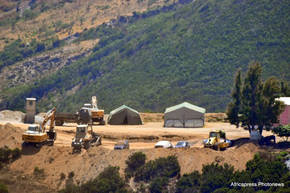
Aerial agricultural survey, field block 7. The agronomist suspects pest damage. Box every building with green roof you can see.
[164,102,206,128]
[107,105,142,125]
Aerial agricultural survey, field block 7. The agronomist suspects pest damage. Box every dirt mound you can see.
[205,113,227,122]
[0,110,25,123]
[0,123,23,148]
[140,113,164,122]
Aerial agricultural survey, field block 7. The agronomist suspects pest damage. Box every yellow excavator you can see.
[22,107,57,147]
[203,130,231,151]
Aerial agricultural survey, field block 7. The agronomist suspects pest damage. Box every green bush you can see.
[0,183,8,193]
[272,125,290,142]
[0,147,21,165]
[125,152,146,178]
[33,167,45,177]
[176,171,201,193]
[200,163,235,193]
[135,156,180,182]
[60,166,128,193]
[149,177,169,193]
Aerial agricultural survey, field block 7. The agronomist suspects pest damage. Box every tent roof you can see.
[165,102,206,114]
[276,97,290,105]
[109,105,139,115]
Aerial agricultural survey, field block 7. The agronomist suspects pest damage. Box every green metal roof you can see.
[109,105,139,115]
[165,102,206,114]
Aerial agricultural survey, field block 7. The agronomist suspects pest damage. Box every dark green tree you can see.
[280,80,290,96]
[176,171,201,193]
[228,62,286,135]
[261,77,285,130]
[240,62,264,134]
[125,152,146,179]
[227,69,242,128]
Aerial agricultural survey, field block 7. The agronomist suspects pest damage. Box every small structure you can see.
[25,98,36,123]
[276,97,290,125]
[164,102,206,128]
[107,105,142,125]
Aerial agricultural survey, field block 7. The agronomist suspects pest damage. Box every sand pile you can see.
[205,113,227,122]
[0,110,25,123]
[0,123,23,148]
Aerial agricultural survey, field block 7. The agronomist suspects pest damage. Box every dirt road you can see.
[2,121,275,149]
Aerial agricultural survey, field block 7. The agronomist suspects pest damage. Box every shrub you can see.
[33,167,45,177]
[176,171,201,193]
[200,163,234,193]
[149,177,169,193]
[135,156,180,182]
[68,171,75,179]
[60,173,66,180]
[0,147,21,164]
[0,183,8,193]
[272,125,290,142]
[245,153,288,185]
[61,166,128,193]
[11,148,21,161]
[125,152,146,178]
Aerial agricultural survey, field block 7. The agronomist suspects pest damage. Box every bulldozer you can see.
[71,124,102,153]
[203,130,231,151]
[22,107,57,147]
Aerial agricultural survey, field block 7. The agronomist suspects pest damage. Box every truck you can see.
[55,96,105,126]
[203,130,231,151]
[71,124,102,153]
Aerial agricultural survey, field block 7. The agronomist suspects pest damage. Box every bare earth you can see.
[0,119,288,191]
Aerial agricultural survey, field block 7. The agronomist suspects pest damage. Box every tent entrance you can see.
[123,115,128,124]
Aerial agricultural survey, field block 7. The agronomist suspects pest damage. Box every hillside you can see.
[0,0,174,50]
[0,0,289,113]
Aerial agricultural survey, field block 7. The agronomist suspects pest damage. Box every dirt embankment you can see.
[0,122,283,191]
[0,110,25,123]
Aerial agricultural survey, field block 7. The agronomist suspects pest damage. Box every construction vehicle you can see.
[22,108,57,147]
[203,130,231,151]
[71,124,102,153]
[81,96,105,125]
[55,96,105,126]
[55,112,79,126]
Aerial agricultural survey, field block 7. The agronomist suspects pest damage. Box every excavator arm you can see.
[41,107,56,133]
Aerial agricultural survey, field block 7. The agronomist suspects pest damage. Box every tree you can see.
[240,62,265,133]
[261,77,285,129]
[228,62,286,135]
[272,125,290,142]
[125,152,146,179]
[176,171,201,193]
[280,80,290,96]
[227,69,242,128]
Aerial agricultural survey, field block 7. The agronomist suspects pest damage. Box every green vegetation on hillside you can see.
[1,0,289,113]
[0,147,21,169]
[0,38,62,72]
[60,152,289,193]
